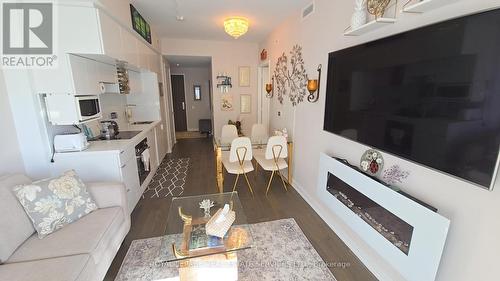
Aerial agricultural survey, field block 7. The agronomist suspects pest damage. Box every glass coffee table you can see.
[156,192,253,280]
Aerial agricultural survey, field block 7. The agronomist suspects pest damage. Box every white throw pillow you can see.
[12,170,98,238]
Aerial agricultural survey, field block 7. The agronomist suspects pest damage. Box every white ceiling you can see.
[130,0,312,42]
[166,55,211,67]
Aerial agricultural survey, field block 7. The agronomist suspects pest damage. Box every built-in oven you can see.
[135,138,150,185]
[76,95,101,122]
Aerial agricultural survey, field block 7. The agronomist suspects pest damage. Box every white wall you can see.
[260,1,500,280]
[0,70,25,176]
[161,38,259,137]
[170,66,212,131]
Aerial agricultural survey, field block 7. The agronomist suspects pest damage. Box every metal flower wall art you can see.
[273,45,308,106]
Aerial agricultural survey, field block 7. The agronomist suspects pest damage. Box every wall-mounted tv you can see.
[324,8,500,189]
[130,4,152,44]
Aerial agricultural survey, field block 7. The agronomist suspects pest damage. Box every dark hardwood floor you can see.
[104,138,377,281]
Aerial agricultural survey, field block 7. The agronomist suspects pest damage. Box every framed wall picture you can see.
[130,4,152,44]
[221,94,233,111]
[194,85,201,100]
[239,66,250,87]
[240,94,251,113]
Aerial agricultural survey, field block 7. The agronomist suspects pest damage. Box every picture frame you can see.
[240,94,251,113]
[239,66,250,87]
[194,85,201,100]
[221,94,233,111]
[130,4,152,44]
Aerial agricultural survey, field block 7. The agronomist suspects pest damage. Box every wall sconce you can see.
[266,76,274,98]
[307,64,322,103]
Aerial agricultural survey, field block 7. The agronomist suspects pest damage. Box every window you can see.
[194,85,201,100]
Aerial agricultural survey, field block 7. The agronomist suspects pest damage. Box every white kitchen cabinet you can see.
[128,70,142,94]
[97,62,117,84]
[98,10,124,62]
[69,55,116,95]
[121,30,139,67]
[69,55,100,95]
[155,123,168,161]
[137,40,149,70]
[52,147,141,214]
[119,149,141,212]
[147,129,159,171]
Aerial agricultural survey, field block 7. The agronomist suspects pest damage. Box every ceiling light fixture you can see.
[224,17,249,39]
[176,15,184,21]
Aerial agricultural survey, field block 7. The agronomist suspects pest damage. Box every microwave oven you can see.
[76,96,101,121]
[45,94,102,125]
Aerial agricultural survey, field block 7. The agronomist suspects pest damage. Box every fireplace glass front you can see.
[326,172,414,255]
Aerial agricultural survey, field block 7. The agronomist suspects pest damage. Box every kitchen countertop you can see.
[56,120,161,155]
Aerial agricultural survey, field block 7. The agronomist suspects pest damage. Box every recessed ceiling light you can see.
[176,15,184,21]
[176,63,180,67]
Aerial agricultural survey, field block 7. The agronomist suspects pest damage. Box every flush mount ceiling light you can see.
[224,17,249,39]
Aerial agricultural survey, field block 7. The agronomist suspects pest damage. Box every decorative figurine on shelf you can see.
[199,199,215,218]
[360,149,384,176]
[351,0,367,29]
[367,0,391,19]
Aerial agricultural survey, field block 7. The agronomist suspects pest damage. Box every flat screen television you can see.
[324,8,500,189]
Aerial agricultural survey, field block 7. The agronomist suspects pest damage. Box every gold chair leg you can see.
[277,170,288,192]
[232,174,240,193]
[242,172,254,196]
[266,171,275,196]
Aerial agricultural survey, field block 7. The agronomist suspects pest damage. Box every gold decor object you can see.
[367,0,391,18]
[307,64,322,103]
[224,17,249,39]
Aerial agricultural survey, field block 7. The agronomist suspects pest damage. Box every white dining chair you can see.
[221,124,238,145]
[222,137,255,195]
[250,124,268,144]
[254,136,288,195]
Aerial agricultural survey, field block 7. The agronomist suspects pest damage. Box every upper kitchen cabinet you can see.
[121,31,139,67]
[98,10,125,62]
[32,4,103,94]
[69,54,117,95]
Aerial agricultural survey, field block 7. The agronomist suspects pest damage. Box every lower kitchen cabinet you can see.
[119,148,141,211]
[52,147,142,214]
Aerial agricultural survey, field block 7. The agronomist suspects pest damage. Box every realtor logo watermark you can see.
[1,2,57,68]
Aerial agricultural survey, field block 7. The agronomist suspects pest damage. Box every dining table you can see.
[213,137,293,193]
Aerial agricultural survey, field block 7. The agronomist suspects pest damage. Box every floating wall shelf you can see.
[403,0,457,13]
[344,18,397,36]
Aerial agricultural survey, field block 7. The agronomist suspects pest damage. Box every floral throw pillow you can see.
[13,170,98,238]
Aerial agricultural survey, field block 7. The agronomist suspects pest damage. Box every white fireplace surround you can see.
[316,153,450,281]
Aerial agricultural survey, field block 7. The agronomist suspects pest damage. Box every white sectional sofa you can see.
[0,174,131,281]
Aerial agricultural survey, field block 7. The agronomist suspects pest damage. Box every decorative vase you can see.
[351,9,367,29]
[351,0,367,29]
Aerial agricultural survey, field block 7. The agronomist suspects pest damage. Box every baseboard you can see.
[187,128,199,132]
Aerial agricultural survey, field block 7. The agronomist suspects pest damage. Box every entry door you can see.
[171,74,187,131]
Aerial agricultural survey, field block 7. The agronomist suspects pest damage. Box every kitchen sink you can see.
[131,121,154,125]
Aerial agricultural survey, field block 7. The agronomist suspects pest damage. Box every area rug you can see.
[142,158,190,198]
[115,218,336,281]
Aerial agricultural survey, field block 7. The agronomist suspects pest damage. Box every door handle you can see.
[182,102,185,110]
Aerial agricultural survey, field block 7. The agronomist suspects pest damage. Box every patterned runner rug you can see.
[142,158,190,198]
[115,218,337,281]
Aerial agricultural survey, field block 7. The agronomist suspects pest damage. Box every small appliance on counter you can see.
[100,120,120,140]
[54,133,89,152]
